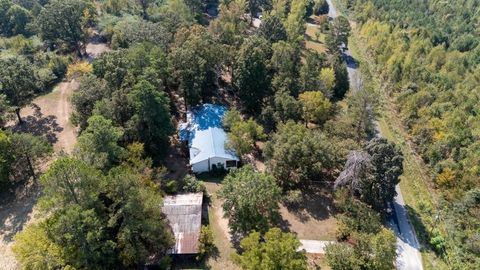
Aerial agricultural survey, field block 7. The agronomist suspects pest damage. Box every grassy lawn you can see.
[305,24,327,53]
[348,32,449,270]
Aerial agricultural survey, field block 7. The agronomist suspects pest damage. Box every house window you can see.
[226,160,237,168]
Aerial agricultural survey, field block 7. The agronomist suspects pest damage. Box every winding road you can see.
[325,1,424,269]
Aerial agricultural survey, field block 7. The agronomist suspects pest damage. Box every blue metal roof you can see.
[179,104,227,142]
[179,104,238,164]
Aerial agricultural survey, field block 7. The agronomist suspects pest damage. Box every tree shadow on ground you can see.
[276,215,293,233]
[404,205,435,253]
[286,183,338,223]
[0,179,40,242]
[10,103,63,144]
[163,138,189,181]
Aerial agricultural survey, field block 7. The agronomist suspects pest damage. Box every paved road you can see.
[299,240,336,254]
[387,187,424,270]
[325,1,424,269]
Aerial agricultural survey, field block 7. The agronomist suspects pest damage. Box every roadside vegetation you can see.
[1,0,475,269]
[337,0,480,268]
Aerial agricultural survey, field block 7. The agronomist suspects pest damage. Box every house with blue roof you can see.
[179,104,239,173]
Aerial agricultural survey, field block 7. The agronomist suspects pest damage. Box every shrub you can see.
[164,179,177,194]
[197,225,215,260]
[182,174,206,194]
[67,62,93,79]
[283,189,303,207]
[430,230,446,254]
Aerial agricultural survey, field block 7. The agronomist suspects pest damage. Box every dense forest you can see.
[338,0,479,268]
[0,0,476,269]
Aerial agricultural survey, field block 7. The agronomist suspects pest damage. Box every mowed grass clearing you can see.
[305,24,327,54]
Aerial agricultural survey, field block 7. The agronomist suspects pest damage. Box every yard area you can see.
[305,21,327,54]
[201,177,239,270]
[198,174,336,270]
[1,80,79,270]
[279,185,338,241]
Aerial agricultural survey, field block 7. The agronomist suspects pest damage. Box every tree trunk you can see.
[184,90,188,122]
[25,154,36,180]
[16,108,23,124]
[76,44,83,58]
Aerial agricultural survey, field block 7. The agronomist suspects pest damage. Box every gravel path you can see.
[299,240,336,254]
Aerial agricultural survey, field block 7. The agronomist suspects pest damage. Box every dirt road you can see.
[0,80,79,270]
[18,80,79,153]
[1,35,109,269]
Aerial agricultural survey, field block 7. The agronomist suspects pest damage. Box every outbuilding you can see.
[162,193,203,255]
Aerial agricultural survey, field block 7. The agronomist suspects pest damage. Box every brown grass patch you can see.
[202,180,239,270]
[278,186,338,241]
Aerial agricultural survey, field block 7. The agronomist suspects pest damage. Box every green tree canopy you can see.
[0,94,12,128]
[10,132,52,180]
[223,108,242,131]
[326,228,397,270]
[126,80,174,160]
[219,165,281,234]
[75,114,126,170]
[15,157,174,269]
[332,16,351,47]
[270,41,301,94]
[285,0,308,42]
[0,56,36,123]
[71,74,110,130]
[234,36,272,113]
[226,117,266,158]
[272,90,302,124]
[0,0,33,36]
[258,14,287,43]
[12,223,66,269]
[0,130,13,186]
[298,90,332,125]
[335,138,404,211]
[169,25,219,107]
[300,50,326,92]
[264,121,337,189]
[36,0,93,56]
[363,138,404,210]
[233,228,308,270]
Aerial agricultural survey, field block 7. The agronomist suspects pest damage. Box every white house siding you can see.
[191,159,209,173]
[191,157,237,173]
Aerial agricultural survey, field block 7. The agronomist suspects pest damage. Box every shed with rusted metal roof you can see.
[162,193,203,254]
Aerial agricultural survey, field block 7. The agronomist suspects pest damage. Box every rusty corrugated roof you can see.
[162,193,203,254]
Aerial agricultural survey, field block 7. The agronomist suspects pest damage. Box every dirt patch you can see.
[86,29,111,62]
[0,181,40,270]
[202,181,239,270]
[17,80,79,154]
[1,79,79,269]
[278,186,338,241]
[307,254,331,270]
